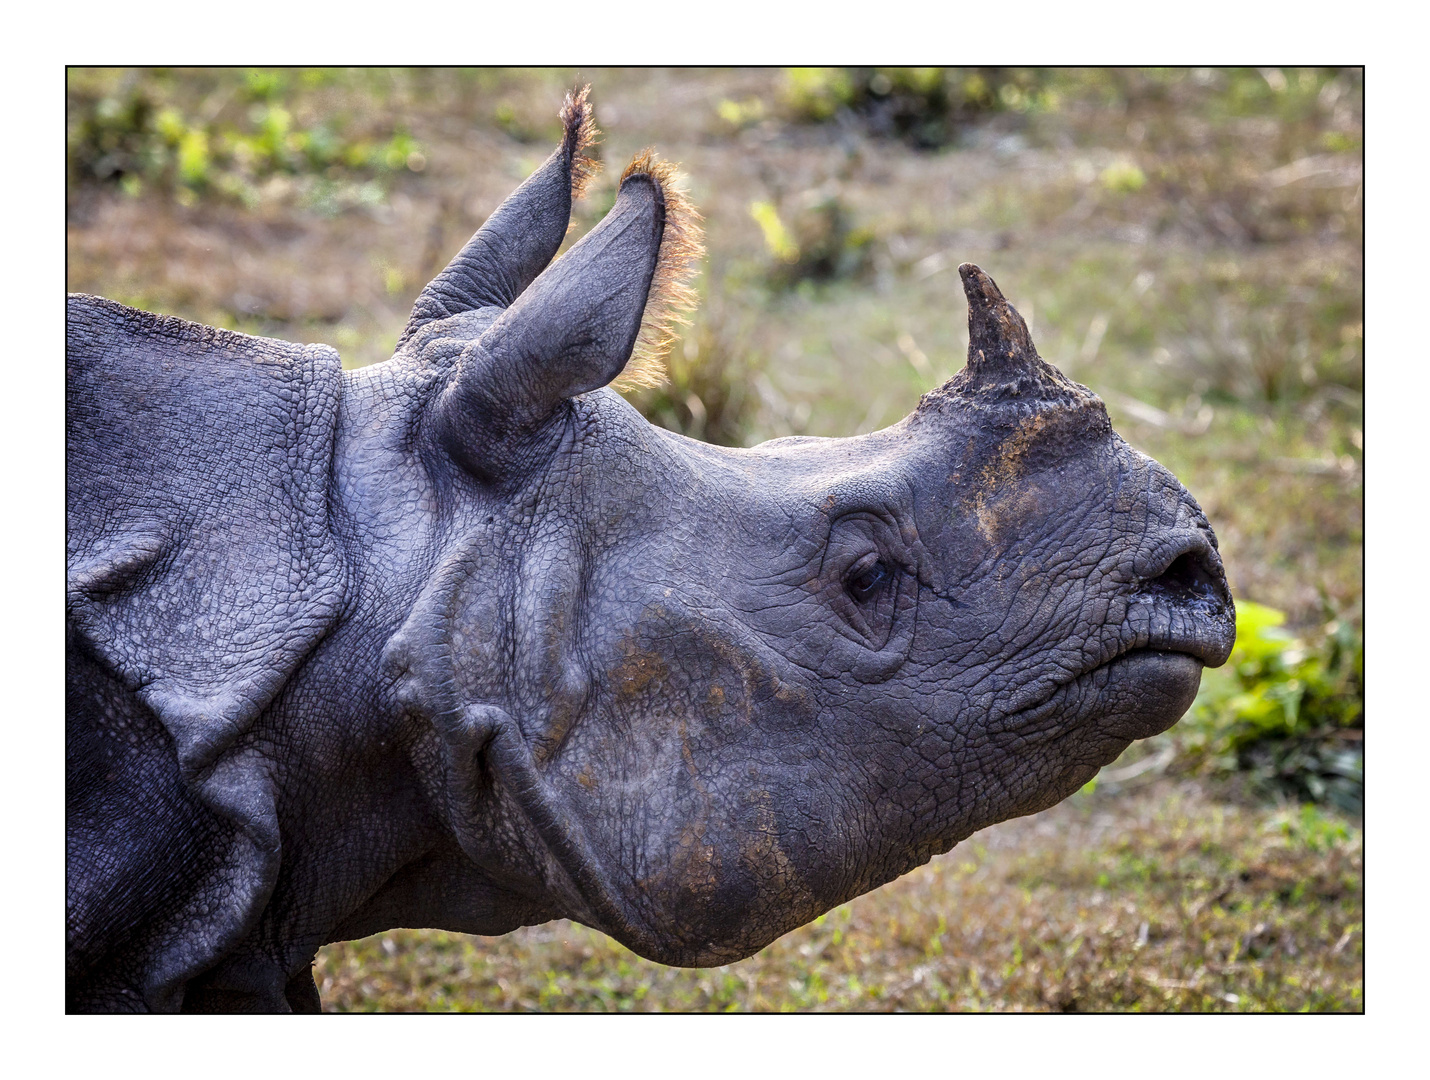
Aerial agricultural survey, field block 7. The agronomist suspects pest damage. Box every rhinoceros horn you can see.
[398,86,600,345]
[961,262,1039,370]
[935,262,1088,410]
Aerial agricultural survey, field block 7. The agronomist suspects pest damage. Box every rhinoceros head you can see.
[380,90,1235,966]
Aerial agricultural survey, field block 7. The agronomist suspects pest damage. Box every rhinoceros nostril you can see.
[1147,550,1219,603]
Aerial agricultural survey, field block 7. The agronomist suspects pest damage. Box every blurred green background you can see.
[67,67,1362,1012]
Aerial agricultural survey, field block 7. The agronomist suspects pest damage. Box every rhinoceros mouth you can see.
[999,646,1206,746]
[996,531,1235,741]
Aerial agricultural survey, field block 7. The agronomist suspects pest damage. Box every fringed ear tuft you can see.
[612,150,705,390]
[399,87,603,345]
[561,85,602,201]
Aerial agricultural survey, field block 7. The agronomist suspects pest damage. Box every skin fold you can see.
[66,90,1235,1012]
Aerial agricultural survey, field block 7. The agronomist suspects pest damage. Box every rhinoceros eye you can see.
[847,556,890,602]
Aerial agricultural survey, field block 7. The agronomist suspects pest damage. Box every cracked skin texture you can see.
[66,93,1236,1010]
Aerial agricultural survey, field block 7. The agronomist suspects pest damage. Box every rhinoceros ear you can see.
[67,295,346,1007]
[433,151,702,474]
[397,86,601,347]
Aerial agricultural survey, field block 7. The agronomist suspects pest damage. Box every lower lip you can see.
[1096,649,1205,739]
[1002,648,1205,743]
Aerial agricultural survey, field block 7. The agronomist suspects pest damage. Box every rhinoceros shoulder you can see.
[66,294,347,1010]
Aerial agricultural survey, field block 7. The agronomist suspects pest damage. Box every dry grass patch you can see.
[315,779,1361,1012]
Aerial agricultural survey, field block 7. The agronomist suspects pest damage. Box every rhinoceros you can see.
[66,89,1235,1012]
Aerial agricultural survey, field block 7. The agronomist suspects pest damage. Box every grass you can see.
[68,67,1362,1012]
[315,781,1361,1012]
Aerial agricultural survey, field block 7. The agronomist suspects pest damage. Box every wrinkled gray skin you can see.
[67,98,1235,1012]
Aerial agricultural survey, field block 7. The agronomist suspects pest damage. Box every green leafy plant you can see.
[1267,802,1352,853]
[1100,160,1147,194]
[748,188,875,290]
[1176,601,1362,812]
[777,67,1055,149]
[67,70,424,211]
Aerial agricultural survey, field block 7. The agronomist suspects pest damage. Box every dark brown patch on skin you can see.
[969,412,1051,544]
[734,789,817,941]
[612,639,669,699]
[667,820,720,900]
